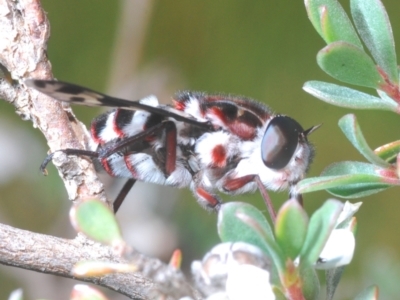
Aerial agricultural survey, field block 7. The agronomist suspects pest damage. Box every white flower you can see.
[336,201,362,228]
[226,264,275,300]
[192,242,270,296]
[315,228,355,269]
[314,201,360,269]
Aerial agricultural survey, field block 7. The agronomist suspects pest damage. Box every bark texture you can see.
[0,223,196,299]
[0,0,197,298]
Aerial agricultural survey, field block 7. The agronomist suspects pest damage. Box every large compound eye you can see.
[261,116,304,169]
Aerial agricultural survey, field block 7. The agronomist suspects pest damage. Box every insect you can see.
[25,79,319,219]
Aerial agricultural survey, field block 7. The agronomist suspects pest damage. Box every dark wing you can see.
[25,79,213,130]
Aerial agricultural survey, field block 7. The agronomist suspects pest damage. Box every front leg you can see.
[223,175,276,223]
[193,185,222,211]
[190,174,222,211]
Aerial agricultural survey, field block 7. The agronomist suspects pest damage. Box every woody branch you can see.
[0,0,196,298]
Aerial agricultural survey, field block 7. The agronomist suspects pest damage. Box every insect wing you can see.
[25,79,212,129]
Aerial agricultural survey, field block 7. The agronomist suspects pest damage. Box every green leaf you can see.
[305,0,362,48]
[317,41,383,88]
[377,89,400,109]
[70,199,124,247]
[374,140,400,163]
[339,114,391,168]
[296,175,354,194]
[272,287,287,300]
[354,285,379,300]
[217,202,285,272]
[296,163,392,198]
[303,81,398,112]
[351,0,398,83]
[299,265,320,300]
[300,199,343,267]
[275,199,308,260]
[322,161,397,198]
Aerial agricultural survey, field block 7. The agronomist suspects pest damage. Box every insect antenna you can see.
[303,124,322,137]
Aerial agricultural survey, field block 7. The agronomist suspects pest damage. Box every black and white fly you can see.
[25,79,319,218]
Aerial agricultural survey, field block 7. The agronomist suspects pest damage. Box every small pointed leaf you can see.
[351,0,398,83]
[300,199,343,267]
[339,114,391,168]
[303,81,398,112]
[376,89,400,112]
[354,285,379,300]
[296,161,397,197]
[322,161,396,198]
[70,199,124,247]
[374,140,400,163]
[73,261,137,277]
[299,265,320,300]
[218,202,273,244]
[305,0,362,48]
[169,249,182,269]
[272,287,287,300]
[218,202,285,272]
[297,175,390,197]
[275,199,308,260]
[296,175,358,194]
[317,41,383,88]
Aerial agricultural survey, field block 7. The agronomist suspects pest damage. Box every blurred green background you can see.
[1,0,400,299]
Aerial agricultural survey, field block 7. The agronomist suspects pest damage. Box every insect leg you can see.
[162,121,177,175]
[101,121,177,212]
[40,149,99,175]
[223,175,276,223]
[193,185,222,211]
[253,176,276,223]
[100,120,178,176]
[113,178,136,213]
[41,122,178,213]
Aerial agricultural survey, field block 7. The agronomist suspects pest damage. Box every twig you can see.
[0,1,198,298]
[0,0,107,205]
[0,223,196,299]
